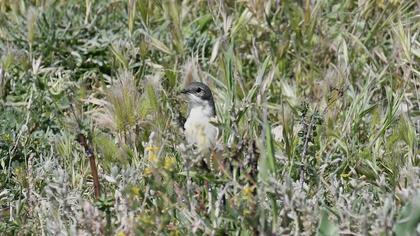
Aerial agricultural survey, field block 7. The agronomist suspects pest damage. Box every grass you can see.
[0,0,419,235]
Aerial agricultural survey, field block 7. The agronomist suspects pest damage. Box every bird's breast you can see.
[184,107,218,152]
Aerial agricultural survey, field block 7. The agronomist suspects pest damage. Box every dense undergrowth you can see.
[0,0,419,235]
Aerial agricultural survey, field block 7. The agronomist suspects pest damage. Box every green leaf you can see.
[393,195,420,236]
[259,121,276,182]
[224,46,234,101]
[317,208,339,236]
[146,83,159,112]
[194,14,212,32]
[142,31,173,55]
[110,45,128,69]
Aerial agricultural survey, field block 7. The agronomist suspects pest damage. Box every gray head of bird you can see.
[181,82,216,117]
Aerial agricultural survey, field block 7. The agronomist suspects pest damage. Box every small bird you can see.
[181,82,218,154]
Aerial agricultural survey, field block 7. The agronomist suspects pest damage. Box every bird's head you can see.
[181,82,216,116]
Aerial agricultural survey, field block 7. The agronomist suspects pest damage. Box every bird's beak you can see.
[180,88,189,94]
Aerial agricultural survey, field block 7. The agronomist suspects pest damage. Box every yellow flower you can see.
[243,185,255,200]
[116,231,126,236]
[376,0,385,9]
[131,186,141,196]
[148,153,158,163]
[243,209,251,216]
[340,172,351,178]
[145,145,159,152]
[143,167,153,176]
[169,231,180,236]
[146,145,159,164]
[163,156,176,171]
[137,214,153,225]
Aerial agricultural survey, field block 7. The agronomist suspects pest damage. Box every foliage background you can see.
[0,0,419,235]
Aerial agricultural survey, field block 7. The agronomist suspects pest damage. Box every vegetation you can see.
[0,0,419,235]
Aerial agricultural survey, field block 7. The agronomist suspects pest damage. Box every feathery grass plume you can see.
[84,0,93,24]
[89,70,141,144]
[26,7,37,57]
[163,0,184,53]
[140,72,166,141]
[0,67,6,99]
[110,40,137,70]
[127,0,137,36]
[182,59,199,87]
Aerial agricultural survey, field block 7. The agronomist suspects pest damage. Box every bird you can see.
[181,82,218,154]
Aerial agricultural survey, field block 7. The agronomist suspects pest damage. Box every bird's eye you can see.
[196,88,202,93]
